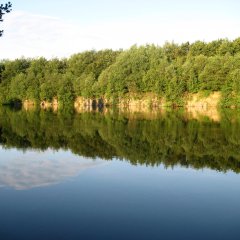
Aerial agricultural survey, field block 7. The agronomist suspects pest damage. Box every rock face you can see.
[22,92,224,121]
[117,93,165,112]
[74,97,93,108]
[23,100,35,110]
[74,97,108,112]
[74,93,165,112]
[73,92,222,111]
[186,92,221,109]
[21,92,225,122]
[72,92,223,121]
[40,98,58,111]
[185,92,221,122]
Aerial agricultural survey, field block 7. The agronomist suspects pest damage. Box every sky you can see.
[0,0,239,59]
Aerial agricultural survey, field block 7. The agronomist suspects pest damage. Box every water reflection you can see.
[1,107,240,240]
[0,148,104,190]
[0,107,240,173]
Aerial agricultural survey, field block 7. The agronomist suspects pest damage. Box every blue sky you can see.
[11,0,240,22]
[0,0,239,59]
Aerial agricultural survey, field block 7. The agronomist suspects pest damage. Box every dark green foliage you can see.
[0,38,240,106]
[1,107,240,173]
[0,2,12,37]
[69,50,120,97]
[58,75,74,106]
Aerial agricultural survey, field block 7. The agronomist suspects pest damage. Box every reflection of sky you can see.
[0,152,239,239]
[0,147,105,190]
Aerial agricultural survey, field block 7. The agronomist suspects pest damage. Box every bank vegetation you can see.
[1,38,240,108]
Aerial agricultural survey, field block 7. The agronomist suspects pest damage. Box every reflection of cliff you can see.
[0,149,103,190]
[1,107,240,173]
[185,92,221,121]
[72,92,222,122]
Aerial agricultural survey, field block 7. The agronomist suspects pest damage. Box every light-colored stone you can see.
[40,97,58,111]
[185,92,221,121]
[23,100,36,111]
[186,91,221,109]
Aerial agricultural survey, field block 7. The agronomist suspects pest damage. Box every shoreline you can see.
[21,91,223,109]
[5,91,227,122]
[4,91,240,122]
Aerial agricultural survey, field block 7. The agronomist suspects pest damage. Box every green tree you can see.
[0,2,12,36]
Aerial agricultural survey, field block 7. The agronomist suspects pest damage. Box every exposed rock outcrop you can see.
[186,92,221,108]
[40,98,58,111]
[23,100,35,111]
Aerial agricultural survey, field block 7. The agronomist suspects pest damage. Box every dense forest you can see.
[0,38,240,107]
[1,108,240,173]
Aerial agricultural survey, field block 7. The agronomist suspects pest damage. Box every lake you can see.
[0,107,240,240]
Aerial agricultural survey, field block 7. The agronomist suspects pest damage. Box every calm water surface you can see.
[0,107,240,240]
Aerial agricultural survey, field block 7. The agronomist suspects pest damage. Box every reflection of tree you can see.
[1,108,240,173]
[0,2,12,37]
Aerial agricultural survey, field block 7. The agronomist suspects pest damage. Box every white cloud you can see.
[0,11,105,59]
[0,10,239,59]
[0,148,105,190]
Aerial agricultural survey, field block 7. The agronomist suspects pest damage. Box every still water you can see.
[0,107,240,240]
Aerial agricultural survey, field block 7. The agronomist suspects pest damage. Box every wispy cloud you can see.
[0,10,239,59]
[0,11,104,59]
[0,148,105,190]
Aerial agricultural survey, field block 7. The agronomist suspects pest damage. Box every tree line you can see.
[0,38,240,106]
